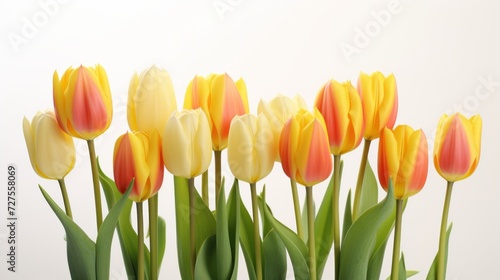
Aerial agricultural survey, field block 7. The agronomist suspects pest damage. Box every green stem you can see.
[352,139,371,220]
[332,155,341,280]
[148,194,159,280]
[57,178,73,219]
[87,139,103,231]
[137,202,145,280]
[306,186,317,280]
[250,183,263,280]
[214,150,222,206]
[391,198,404,280]
[290,179,304,239]
[188,178,196,279]
[202,170,209,206]
[437,181,454,280]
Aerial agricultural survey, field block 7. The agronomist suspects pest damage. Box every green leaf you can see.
[96,182,133,280]
[39,185,96,280]
[98,163,150,280]
[342,190,353,242]
[157,216,166,272]
[239,187,257,280]
[426,224,453,280]
[174,176,216,280]
[227,179,241,280]
[314,171,334,279]
[339,182,396,280]
[194,235,218,279]
[217,183,233,279]
[260,188,310,280]
[263,229,287,280]
[384,253,419,280]
[358,161,379,217]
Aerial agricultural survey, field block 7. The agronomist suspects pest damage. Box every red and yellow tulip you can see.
[23,111,76,180]
[128,65,177,136]
[434,113,482,182]
[53,65,113,140]
[378,125,428,199]
[357,71,398,140]
[113,131,164,202]
[315,79,364,155]
[184,75,210,123]
[279,109,332,187]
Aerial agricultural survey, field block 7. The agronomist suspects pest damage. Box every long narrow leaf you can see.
[263,229,287,280]
[239,188,257,280]
[217,184,233,279]
[426,224,453,280]
[227,179,241,280]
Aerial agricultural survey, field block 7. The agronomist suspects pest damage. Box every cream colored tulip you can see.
[227,114,275,183]
[128,65,177,135]
[23,111,76,180]
[162,109,212,178]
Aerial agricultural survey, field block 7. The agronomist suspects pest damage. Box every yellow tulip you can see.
[128,65,177,135]
[53,65,112,140]
[378,125,428,199]
[162,109,212,178]
[23,111,75,180]
[113,131,164,202]
[315,79,364,155]
[258,94,307,162]
[279,109,332,187]
[357,71,398,140]
[183,75,210,126]
[227,114,275,183]
[434,113,482,182]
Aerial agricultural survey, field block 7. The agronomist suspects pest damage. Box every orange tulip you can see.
[113,131,164,202]
[279,109,332,187]
[315,79,364,155]
[53,65,112,140]
[357,71,398,140]
[378,125,428,199]
[183,75,210,126]
[434,113,482,182]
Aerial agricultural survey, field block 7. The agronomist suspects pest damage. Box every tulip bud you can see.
[53,65,113,140]
[23,111,76,180]
[113,131,164,202]
[357,71,398,140]
[258,94,307,162]
[162,109,212,179]
[183,75,210,127]
[315,79,364,155]
[434,113,482,182]
[128,65,177,135]
[279,109,332,187]
[378,125,428,199]
[228,114,275,183]
[208,73,249,151]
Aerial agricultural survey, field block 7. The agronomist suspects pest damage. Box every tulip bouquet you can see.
[23,64,482,280]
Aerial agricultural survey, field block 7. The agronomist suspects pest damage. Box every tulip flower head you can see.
[53,65,112,140]
[183,75,210,127]
[357,71,398,140]
[128,65,177,136]
[258,94,307,162]
[162,109,213,179]
[434,113,482,182]
[113,131,164,202]
[279,109,332,187]
[23,111,76,180]
[228,114,275,183]
[315,79,364,155]
[378,125,428,199]
[208,73,249,151]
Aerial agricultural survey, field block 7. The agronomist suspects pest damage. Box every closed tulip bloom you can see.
[163,109,212,179]
[208,73,249,151]
[53,65,112,140]
[434,113,482,182]
[113,131,164,202]
[23,111,76,180]
[228,114,275,183]
[315,80,364,155]
[258,94,307,162]
[357,72,398,140]
[128,65,177,135]
[279,109,332,187]
[183,75,210,123]
[378,125,428,199]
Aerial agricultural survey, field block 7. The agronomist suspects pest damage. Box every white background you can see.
[1,0,499,279]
